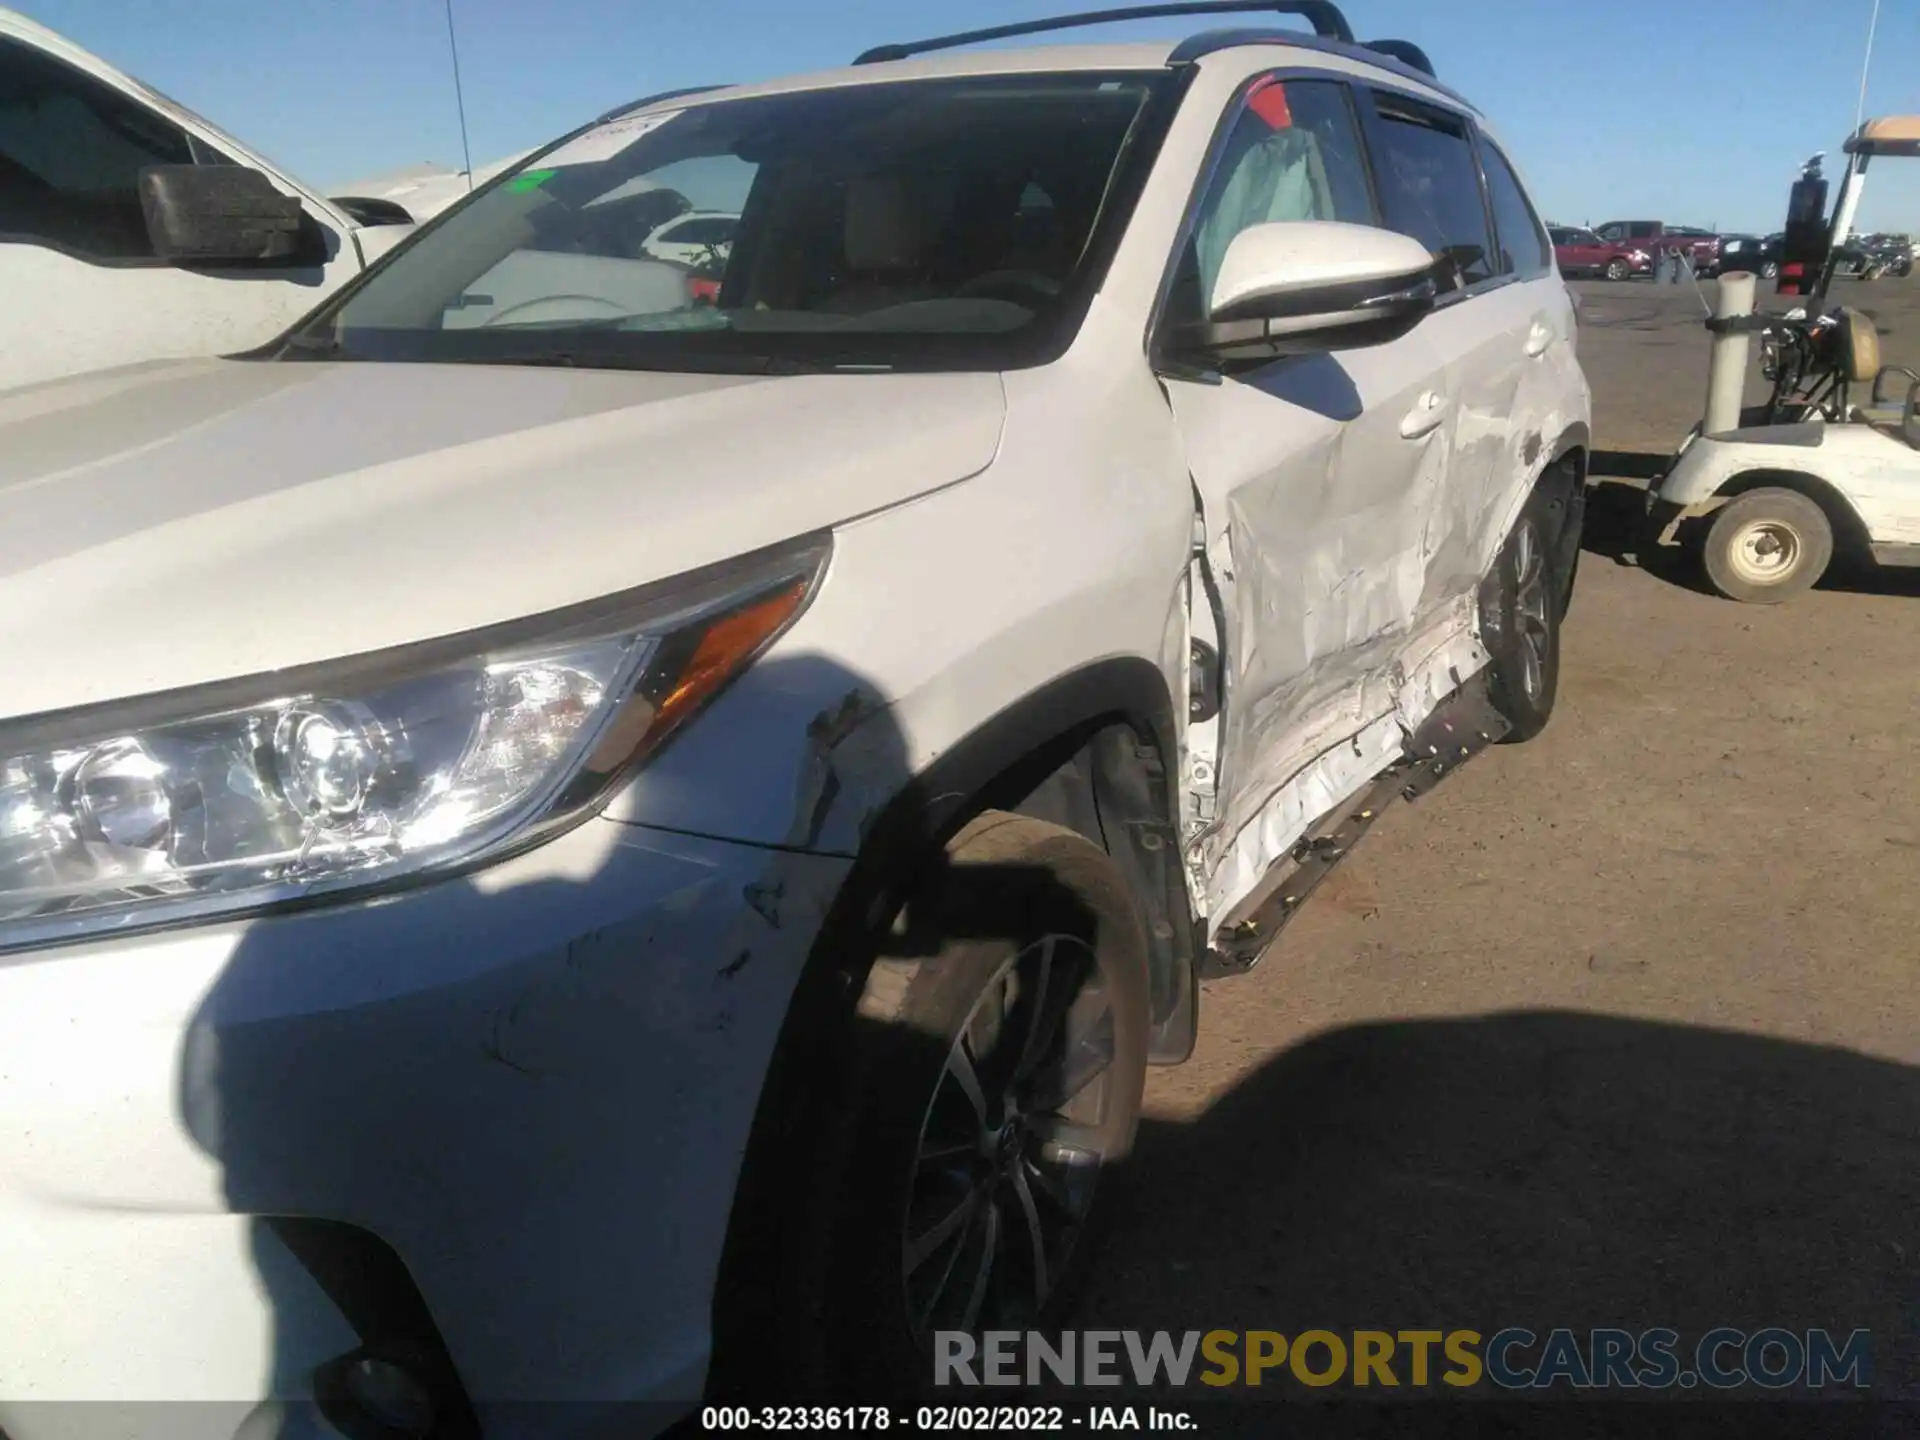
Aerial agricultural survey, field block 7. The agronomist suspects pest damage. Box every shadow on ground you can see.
[1077,1009,1920,1431]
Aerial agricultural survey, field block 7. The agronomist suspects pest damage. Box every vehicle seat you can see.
[1852,364,1920,445]
[819,175,943,314]
[1831,307,1881,384]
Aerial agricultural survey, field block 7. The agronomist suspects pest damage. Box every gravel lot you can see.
[1077,277,1920,1411]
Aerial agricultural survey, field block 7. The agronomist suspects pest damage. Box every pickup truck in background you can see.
[0,7,449,391]
[1596,220,1722,270]
[1549,224,1652,280]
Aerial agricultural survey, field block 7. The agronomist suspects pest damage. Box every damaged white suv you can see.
[0,4,1588,1436]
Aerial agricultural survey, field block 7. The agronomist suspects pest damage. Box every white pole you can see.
[445,0,476,193]
[1854,0,1882,135]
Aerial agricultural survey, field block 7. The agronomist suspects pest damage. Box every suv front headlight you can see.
[0,537,828,951]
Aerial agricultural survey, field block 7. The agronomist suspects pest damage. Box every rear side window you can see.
[1367,94,1494,287]
[1166,76,1377,328]
[1480,141,1550,277]
[0,36,193,260]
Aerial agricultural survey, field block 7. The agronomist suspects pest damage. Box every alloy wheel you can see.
[1511,519,1553,703]
[901,933,1117,1337]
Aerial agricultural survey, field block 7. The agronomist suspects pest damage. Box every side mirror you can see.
[1174,221,1443,361]
[138,164,305,264]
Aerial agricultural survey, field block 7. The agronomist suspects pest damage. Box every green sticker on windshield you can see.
[507,168,557,194]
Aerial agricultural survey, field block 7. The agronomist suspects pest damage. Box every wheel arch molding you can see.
[707,655,1194,1398]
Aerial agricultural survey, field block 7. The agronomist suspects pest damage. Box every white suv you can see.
[0,5,1589,1436]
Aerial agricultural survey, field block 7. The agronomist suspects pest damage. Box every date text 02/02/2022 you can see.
[699,1405,1194,1431]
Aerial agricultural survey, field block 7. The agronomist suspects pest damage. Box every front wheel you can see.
[824,814,1151,1394]
[1700,488,1833,603]
[1481,499,1563,743]
[1605,257,1631,282]
[1761,260,1781,280]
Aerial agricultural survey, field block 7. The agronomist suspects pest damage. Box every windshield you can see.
[290,72,1169,374]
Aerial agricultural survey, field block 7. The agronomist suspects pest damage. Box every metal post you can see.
[1705,271,1757,436]
[1817,153,1870,301]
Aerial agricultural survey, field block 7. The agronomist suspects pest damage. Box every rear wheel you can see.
[1481,497,1562,743]
[1761,259,1780,280]
[822,815,1151,1394]
[1700,488,1833,603]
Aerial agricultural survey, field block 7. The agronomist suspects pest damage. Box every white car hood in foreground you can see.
[0,359,1006,721]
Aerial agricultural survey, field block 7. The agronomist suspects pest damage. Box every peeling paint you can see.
[782,686,885,851]
[743,878,784,928]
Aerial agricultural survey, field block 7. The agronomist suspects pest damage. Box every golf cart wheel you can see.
[1701,488,1833,603]
[1481,493,1563,744]
[826,814,1150,1394]
[1604,257,1631,282]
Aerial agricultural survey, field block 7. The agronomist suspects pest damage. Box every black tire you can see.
[1700,488,1833,603]
[1604,257,1631,282]
[1481,495,1562,743]
[1761,260,1780,280]
[819,813,1151,1396]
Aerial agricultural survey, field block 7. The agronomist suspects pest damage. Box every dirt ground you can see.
[1077,277,1920,1411]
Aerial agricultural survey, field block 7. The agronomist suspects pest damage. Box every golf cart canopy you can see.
[1845,116,1920,159]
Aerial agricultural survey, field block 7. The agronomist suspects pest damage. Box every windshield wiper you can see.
[437,348,838,376]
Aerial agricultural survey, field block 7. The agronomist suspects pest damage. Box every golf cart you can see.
[1645,116,1920,603]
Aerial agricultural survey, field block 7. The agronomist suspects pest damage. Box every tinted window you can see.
[1168,77,1376,328]
[1480,141,1550,277]
[1598,223,1625,241]
[1369,95,1494,287]
[0,37,193,259]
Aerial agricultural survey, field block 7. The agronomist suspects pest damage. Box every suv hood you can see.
[0,359,1005,721]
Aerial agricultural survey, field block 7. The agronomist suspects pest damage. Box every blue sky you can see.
[20,0,1920,234]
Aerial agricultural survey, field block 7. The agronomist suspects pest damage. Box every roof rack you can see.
[853,1,1354,65]
[1166,27,1443,85]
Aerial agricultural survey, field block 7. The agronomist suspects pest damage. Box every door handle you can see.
[1399,390,1446,439]
[1525,320,1554,357]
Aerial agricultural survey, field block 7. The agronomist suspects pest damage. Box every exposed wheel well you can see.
[709,665,1193,1397]
[1717,468,1873,559]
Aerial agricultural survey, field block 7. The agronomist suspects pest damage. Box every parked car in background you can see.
[1712,232,1782,279]
[0,6,423,391]
[1832,232,1914,279]
[641,209,740,266]
[1597,219,1721,269]
[1549,224,1650,280]
[330,150,536,225]
[0,5,1592,1433]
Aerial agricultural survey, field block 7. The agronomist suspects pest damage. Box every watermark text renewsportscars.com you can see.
[935,1328,1873,1391]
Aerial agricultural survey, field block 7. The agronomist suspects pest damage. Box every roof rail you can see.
[597,83,730,122]
[1167,29,1461,102]
[853,1,1353,65]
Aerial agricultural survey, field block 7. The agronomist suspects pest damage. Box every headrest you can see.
[844,176,926,272]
